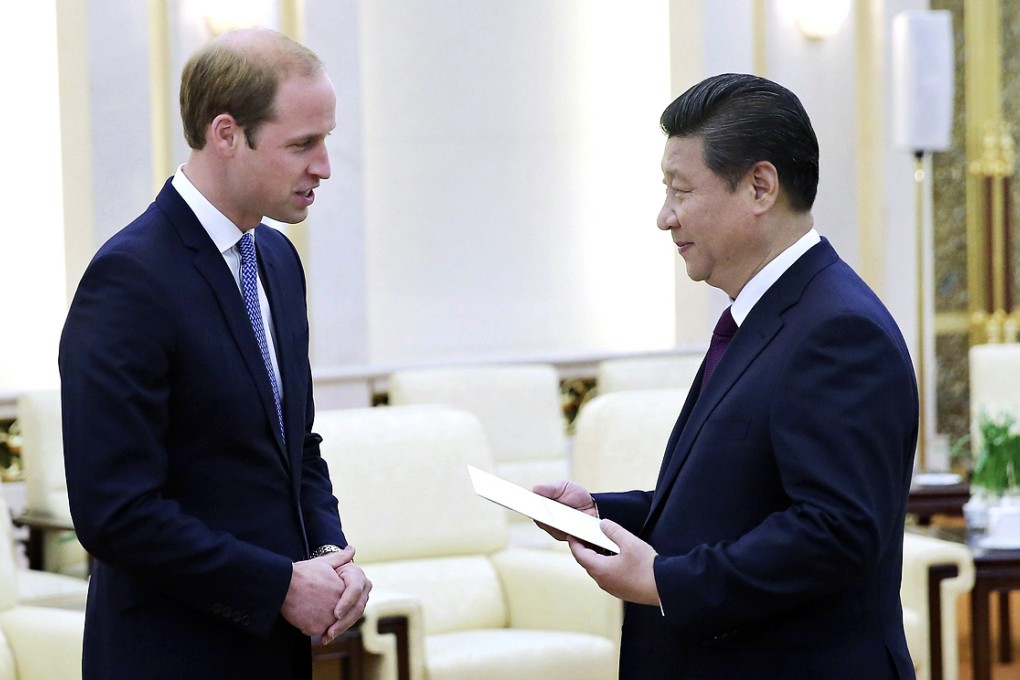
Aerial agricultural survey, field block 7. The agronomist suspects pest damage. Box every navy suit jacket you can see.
[595,240,918,680]
[60,180,345,679]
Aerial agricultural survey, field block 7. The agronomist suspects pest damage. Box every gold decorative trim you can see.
[149,0,173,194]
[855,0,883,290]
[752,0,768,76]
[965,0,1004,329]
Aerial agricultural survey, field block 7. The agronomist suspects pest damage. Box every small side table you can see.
[968,540,1020,680]
[907,481,970,526]
[10,511,91,574]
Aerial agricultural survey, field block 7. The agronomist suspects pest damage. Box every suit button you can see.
[233,612,243,623]
[241,615,251,627]
[212,604,223,615]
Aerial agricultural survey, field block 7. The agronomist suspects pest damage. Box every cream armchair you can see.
[387,364,570,549]
[901,532,974,680]
[315,404,620,680]
[16,390,90,578]
[0,494,84,679]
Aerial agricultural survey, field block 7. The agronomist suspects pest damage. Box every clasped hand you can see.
[281,545,372,643]
[532,481,660,607]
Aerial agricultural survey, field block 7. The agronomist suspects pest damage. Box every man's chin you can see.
[266,210,308,226]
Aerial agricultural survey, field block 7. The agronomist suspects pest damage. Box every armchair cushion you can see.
[0,606,84,680]
[425,629,615,680]
[364,557,507,635]
[314,405,507,562]
[572,389,688,494]
[387,364,569,489]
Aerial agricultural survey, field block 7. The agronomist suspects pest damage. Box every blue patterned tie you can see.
[701,306,738,391]
[238,232,285,439]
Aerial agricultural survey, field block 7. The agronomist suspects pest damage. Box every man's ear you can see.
[208,114,241,157]
[747,160,779,214]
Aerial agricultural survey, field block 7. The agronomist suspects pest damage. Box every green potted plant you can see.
[971,412,1020,495]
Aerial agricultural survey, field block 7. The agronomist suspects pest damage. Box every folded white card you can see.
[467,464,620,554]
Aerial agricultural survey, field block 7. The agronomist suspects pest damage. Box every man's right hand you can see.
[531,480,598,541]
[281,551,350,637]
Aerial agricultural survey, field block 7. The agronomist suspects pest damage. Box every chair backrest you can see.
[315,405,510,634]
[572,389,687,494]
[387,364,569,490]
[596,354,703,394]
[16,390,71,520]
[0,494,20,612]
[969,343,1020,454]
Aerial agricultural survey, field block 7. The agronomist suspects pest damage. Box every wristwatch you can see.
[310,544,344,558]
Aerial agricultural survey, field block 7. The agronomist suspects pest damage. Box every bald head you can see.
[180,28,324,150]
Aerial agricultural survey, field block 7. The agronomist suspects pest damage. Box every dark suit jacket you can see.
[60,180,346,679]
[595,239,918,680]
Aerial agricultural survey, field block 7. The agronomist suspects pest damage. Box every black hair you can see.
[659,73,819,211]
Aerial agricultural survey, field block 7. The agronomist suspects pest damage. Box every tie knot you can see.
[238,232,255,262]
[713,307,738,339]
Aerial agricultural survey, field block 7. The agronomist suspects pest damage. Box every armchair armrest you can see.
[902,532,975,680]
[360,589,425,680]
[491,548,622,641]
[0,605,84,680]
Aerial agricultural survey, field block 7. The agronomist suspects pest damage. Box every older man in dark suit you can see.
[538,74,918,679]
[60,28,369,679]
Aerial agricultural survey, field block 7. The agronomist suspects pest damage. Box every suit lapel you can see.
[642,240,839,532]
[156,183,291,473]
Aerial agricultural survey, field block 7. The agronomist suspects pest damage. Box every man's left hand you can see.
[567,519,659,606]
[323,561,371,642]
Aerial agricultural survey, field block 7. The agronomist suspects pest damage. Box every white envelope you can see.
[467,464,620,554]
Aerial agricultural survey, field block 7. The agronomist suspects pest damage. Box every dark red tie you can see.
[701,306,738,390]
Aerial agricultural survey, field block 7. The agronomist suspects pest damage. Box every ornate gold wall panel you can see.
[932,0,969,449]
[932,0,1020,453]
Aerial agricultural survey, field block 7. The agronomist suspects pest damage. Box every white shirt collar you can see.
[172,165,253,253]
[730,228,821,325]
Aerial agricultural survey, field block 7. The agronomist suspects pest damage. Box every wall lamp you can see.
[790,0,852,41]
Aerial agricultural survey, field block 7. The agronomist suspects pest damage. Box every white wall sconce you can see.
[790,0,852,40]
[178,0,279,38]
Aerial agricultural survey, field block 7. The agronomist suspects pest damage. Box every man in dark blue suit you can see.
[537,74,918,679]
[60,28,369,679]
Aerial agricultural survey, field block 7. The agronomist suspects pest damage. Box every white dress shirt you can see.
[730,228,821,326]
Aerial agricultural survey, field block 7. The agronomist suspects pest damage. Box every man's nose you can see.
[657,203,675,231]
[310,145,331,180]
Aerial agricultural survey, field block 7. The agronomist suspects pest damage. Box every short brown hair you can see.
[180,28,324,150]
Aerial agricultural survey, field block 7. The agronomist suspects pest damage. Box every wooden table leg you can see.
[1000,590,1014,663]
[928,564,960,680]
[379,616,411,680]
[24,526,44,570]
[973,582,993,680]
